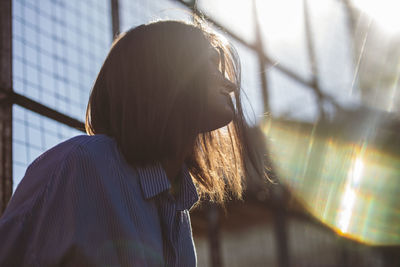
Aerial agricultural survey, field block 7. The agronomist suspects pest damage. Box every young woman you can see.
[0,20,262,266]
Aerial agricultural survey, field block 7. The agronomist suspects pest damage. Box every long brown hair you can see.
[85,20,264,203]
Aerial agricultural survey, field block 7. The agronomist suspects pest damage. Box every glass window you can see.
[12,105,83,192]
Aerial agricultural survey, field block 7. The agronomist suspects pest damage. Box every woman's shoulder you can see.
[5,134,123,215]
[23,134,119,176]
[25,134,124,187]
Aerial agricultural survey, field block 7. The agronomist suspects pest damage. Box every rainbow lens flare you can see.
[262,107,400,245]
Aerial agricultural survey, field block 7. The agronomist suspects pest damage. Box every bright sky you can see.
[352,0,400,35]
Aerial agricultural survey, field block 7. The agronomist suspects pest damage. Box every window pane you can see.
[12,105,82,192]
[12,0,112,122]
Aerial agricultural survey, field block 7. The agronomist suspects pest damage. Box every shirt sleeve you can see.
[0,144,162,267]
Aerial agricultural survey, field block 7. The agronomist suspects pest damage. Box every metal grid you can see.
[12,105,82,191]
[11,0,112,191]
[12,0,111,122]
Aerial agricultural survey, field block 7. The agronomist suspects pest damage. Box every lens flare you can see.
[337,156,364,233]
[262,108,400,245]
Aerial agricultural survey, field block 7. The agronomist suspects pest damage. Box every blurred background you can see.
[0,0,399,266]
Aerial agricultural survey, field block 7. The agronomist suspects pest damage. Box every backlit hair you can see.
[85,20,264,203]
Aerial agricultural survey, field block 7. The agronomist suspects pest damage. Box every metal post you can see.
[252,0,270,113]
[303,0,325,120]
[110,0,120,38]
[0,0,13,215]
[207,203,222,267]
[272,186,290,267]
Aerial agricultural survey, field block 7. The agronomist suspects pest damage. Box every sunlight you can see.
[197,0,254,42]
[337,156,364,233]
[337,188,356,233]
[264,118,400,245]
[352,0,400,35]
[255,0,304,42]
[352,157,364,186]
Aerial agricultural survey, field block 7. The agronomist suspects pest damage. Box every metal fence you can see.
[0,0,398,266]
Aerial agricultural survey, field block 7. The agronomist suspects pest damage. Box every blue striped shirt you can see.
[0,134,199,266]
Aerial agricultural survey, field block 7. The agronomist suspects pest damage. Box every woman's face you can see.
[200,47,236,132]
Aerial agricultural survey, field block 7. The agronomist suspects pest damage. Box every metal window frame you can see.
[0,0,13,214]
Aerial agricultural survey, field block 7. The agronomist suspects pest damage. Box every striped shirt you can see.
[0,134,199,266]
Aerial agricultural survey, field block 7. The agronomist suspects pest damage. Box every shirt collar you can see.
[137,162,171,200]
[176,164,199,211]
[137,162,199,210]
